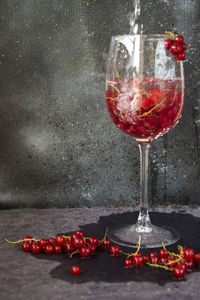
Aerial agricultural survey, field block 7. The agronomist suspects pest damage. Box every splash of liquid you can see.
[129,0,143,34]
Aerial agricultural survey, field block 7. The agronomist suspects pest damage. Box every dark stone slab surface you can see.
[1,207,200,300]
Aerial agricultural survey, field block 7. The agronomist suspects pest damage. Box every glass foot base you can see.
[108,224,180,248]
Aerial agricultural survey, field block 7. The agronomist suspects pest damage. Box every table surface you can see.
[1,206,200,300]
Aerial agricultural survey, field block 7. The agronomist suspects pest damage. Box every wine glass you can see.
[106,34,184,248]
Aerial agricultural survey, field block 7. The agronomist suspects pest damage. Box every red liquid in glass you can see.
[106,77,184,140]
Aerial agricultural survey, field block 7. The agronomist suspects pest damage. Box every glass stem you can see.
[136,142,152,233]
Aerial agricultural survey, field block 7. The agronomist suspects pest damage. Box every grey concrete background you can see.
[0,0,199,208]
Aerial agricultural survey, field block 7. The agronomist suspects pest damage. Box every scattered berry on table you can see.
[71,265,81,275]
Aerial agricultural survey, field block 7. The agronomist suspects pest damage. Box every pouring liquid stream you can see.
[129,0,143,34]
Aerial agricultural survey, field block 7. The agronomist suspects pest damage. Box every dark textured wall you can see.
[0,0,199,208]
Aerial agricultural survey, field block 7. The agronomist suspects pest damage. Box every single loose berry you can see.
[102,238,111,247]
[71,265,81,275]
[124,258,133,267]
[109,245,120,256]
[194,253,200,263]
[183,248,195,260]
[173,267,185,279]
[56,235,65,246]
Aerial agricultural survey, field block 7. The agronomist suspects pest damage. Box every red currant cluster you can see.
[165,32,187,61]
[6,231,200,279]
[6,229,111,275]
[123,246,200,279]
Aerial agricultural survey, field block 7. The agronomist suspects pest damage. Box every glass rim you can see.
[112,34,166,39]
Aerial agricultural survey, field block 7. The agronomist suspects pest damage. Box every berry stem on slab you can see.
[99,227,109,245]
[146,262,173,271]
[70,249,80,258]
[5,238,39,244]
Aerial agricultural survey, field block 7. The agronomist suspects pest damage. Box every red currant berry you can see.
[71,237,85,249]
[167,259,176,268]
[63,242,74,254]
[76,230,84,237]
[183,248,195,260]
[90,245,97,253]
[194,253,200,263]
[48,237,56,246]
[160,258,168,265]
[88,236,100,246]
[124,258,133,267]
[70,233,79,240]
[176,52,186,61]
[133,255,143,266]
[44,244,54,254]
[149,252,158,258]
[71,265,81,275]
[173,267,185,279]
[80,246,91,258]
[181,42,187,51]
[174,42,183,53]
[174,35,184,43]
[102,238,111,247]
[39,239,47,248]
[54,245,62,254]
[22,241,31,252]
[56,235,65,246]
[165,39,174,50]
[143,256,150,263]
[159,249,168,258]
[150,256,159,264]
[109,245,120,256]
[170,44,178,55]
[30,243,41,254]
[184,259,194,270]
[171,44,183,55]
[176,263,187,272]
[23,236,33,244]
